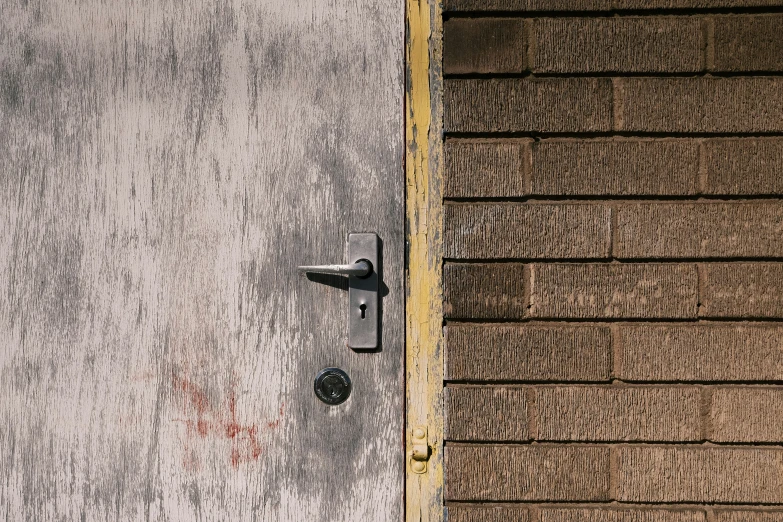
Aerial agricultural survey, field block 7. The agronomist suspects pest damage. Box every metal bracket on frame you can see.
[410,426,431,474]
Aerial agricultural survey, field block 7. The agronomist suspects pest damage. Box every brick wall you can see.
[441,2,783,521]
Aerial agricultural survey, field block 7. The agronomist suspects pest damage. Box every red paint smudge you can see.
[171,372,210,415]
[267,404,285,429]
[169,372,284,470]
[224,391,263,469]
[182,448,201,472]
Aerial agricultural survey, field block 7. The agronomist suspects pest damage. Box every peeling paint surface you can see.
[0,1,404,520]
[405,1,446,521]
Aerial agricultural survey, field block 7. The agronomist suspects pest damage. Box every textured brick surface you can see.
[448,506,530,522]
[540,508,707,522]
[529,264,698,319]
[445,203,611,259]
[617,78,783,133]
[444,18,527,74]
[713,15,783,72]
[715,512,783,522]
[445,78,613,133]
[445,0,783,9]
[532,17,703,73]
[536,386,701,442]
[616,446,783,503]
[444,263,526,319]
[445,386,529,441]
[617,324,783,382]
[445,324,612,382]
[445,139,530,198]
[445,445,610,501]
[532,139,699,196]
[441,4,783,511]
[615,203,783,259]
[703,138,783,195]
[701,263,783,318]
[710,387,783,442]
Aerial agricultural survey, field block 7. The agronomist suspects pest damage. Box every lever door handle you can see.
[297,260,372,278]
[299,233,380,350]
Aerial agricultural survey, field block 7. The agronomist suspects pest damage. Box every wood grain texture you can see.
[405,0,445,521]
[0,1,404,521]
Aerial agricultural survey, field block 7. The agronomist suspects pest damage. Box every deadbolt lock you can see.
[314,368,352,405]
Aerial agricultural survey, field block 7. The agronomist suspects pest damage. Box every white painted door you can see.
[1,1,404,520]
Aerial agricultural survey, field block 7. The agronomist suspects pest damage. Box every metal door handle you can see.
[297,260,372,278]
[298,233,380,350]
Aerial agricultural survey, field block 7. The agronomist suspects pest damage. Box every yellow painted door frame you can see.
[405,1,445,521]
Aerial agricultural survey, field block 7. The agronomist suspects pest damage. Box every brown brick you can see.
[444,263,526,319]
[444,0,607,10]
[445,139,530,198]
[445,0,783,11]
[617,324,783,382]
[710,387,783,443]
[445,78,613,133]
[713,15,783,72]
[445,324,612,382]
[615,203,783,259]
[540,508,707,522]
[617,78,783,133]
[532,139,699,196]
[448,506,530,522]
[529,264,698,319]
[445,203,611,260]
[444,18,526,74]
[616,446,783,503]
[701,263,783,318]
[715,511,783,522]
[703,138,783,195]
[445,445,610,501]
[445,386,529,441]
[532,17,703,73]
[536,386,701,442]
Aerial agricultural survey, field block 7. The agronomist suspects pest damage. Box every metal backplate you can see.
[348,233,379,350]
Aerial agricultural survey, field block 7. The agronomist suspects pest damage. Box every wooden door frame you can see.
[405,1,445,521]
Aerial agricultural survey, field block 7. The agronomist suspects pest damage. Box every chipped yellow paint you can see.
[405,0,444,521]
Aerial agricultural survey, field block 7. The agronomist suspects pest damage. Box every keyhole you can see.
[360,304,367,319]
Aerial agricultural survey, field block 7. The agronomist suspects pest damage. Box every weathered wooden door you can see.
[0,1,404,520]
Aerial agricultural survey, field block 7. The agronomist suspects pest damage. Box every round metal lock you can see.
[314,368,352,405]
